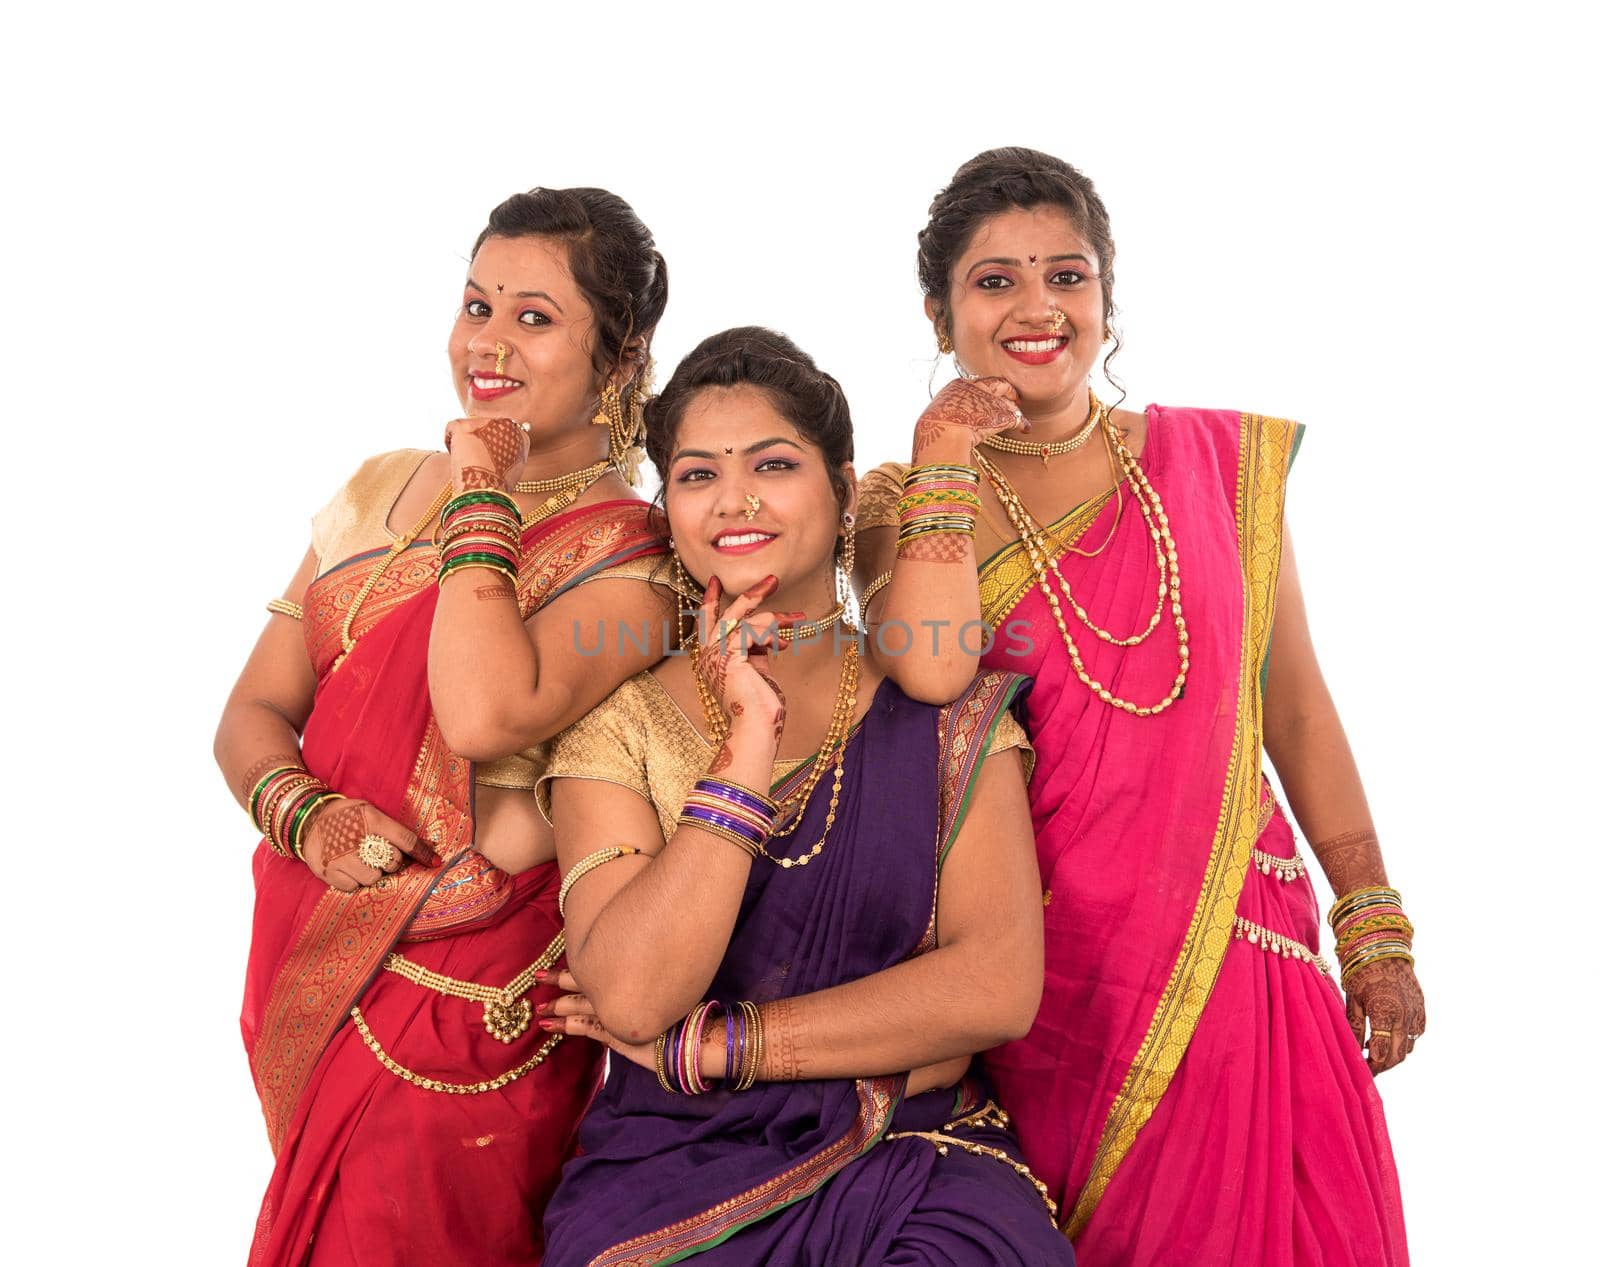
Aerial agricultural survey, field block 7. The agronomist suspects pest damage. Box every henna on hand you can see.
[1311,827,1387,895]
[474,582,518,602]
[455,464,505,492]
[311,801,369,867]
[758,997,805,1082]
[1346,958,1425,1074]
[912,379,1021,459]
[708,739,736,775]
[238,751,303,803]
[448,417,528,491]
[896,533,973,564]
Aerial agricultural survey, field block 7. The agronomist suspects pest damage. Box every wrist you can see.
[700,1018,728,1081]
[912,433,979,466]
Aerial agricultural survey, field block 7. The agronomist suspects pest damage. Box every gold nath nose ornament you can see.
[494,341,509,376]
[1047,308,1068,334]
[744,494,761,521]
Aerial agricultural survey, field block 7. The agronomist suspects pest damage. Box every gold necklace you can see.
[980,393,1100,466]
[779,600,847,641]
[515,458,612,494]
[691,639,861,869]
[517,462,610,527]
[976,413,1188,717]
[335,481,454,669]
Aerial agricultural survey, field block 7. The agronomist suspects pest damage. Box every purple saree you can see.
[542,673,1072,1267]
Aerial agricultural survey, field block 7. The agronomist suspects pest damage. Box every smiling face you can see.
[665,384,852,608]
[937,205,1106,411]
[446,234,603,433]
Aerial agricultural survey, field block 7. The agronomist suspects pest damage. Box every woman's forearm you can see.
[698,929,1040,1084]
[860,431,987,704]
[567,730,776,1043]
[214,699,309,813]
[1267,706,1389,892]
[427,577,567,757]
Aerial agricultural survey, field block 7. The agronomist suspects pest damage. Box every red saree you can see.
[241,497,664,1267]
[977,409,1407,1265]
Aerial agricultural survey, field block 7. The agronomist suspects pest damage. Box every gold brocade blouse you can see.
[536,670,1032,844]
[307,448,674,793]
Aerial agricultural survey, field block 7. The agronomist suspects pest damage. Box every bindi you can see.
[1028,254,1038,265]
[495,283,504,293]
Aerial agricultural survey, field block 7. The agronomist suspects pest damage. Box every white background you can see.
[3,2,1592,1261]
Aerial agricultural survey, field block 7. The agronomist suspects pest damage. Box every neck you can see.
[521,428,611,480]
[1017,382,1094,442]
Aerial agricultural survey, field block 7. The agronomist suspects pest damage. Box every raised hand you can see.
[443,416,531,492]
[301,798,439,893]
[694,575,795,758]
[912,377,1025,462]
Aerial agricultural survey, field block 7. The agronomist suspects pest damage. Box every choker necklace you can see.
[981,393,1100,466]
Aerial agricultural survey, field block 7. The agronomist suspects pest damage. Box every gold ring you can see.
[358,834,399,870]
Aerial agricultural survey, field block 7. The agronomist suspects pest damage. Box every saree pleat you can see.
[242,495,665,1267]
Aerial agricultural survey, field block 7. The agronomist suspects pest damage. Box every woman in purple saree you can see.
[534,329,1073,1266]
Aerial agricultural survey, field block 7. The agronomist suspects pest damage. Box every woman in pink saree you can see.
[857,148,1423,1266]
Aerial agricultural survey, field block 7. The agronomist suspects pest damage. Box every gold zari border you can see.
[978,490,1116,626]
[1064,413,1299,1236]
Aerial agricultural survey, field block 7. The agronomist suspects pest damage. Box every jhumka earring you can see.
[744,494,761,521]
[494,341,509,376]
[592,382,620,428]
[936,328,954,355]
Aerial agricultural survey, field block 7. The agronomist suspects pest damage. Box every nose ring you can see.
[1047,308,1068,334]
[494,341,509,376]
[744,494,761,521]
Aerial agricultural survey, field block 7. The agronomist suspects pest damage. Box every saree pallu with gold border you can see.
[539,672,1072,1267]
[241,497,664,1267]
[973,408,1407,1266]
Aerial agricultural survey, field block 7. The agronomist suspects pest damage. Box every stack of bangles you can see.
[678,778,777,857]
[654,999,764,1094]
[437,488,522,586]
[1329,885,1415,985]
[249,765,343,861]
[896,463,980,548]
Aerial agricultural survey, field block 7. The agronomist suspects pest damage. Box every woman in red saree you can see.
[856,149,1424,1265]
[216,187,677,1266]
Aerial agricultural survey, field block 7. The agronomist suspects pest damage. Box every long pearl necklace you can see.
[975,405,1189,717]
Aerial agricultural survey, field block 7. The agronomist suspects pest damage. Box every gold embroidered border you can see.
[1064,413,1298,1236]
[978,490,1117,627]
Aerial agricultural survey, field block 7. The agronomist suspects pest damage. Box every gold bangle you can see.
[558,846,643,918]
[654,1032,674,1094]
[266,598,304,621]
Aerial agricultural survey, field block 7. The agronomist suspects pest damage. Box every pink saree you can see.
[978,408,1407,1265]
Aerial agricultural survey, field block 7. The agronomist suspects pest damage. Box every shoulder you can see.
[1149,404,1302,448]
[538,672,662,819]
[311,448,437,561]
[857,462,910,532]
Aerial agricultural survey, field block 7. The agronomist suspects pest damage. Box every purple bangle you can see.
[679,804,767,847]
[724,1000,738,1089]
[694,778,777,817]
